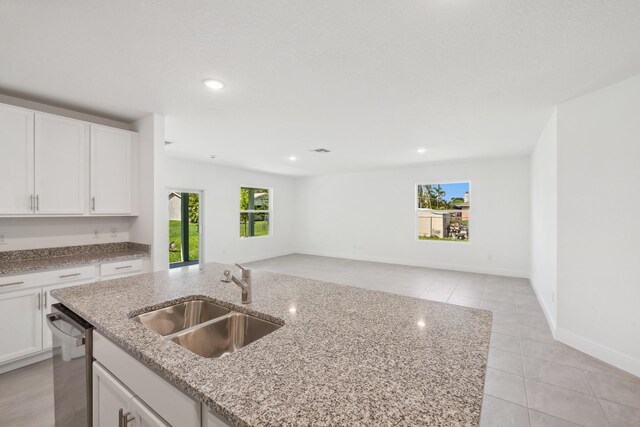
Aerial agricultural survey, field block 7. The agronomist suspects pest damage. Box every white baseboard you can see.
[529,280,557,335]
[0,350,52,374]
[234,250,297,265]
[293,249,529,278]
[555,328,640,378]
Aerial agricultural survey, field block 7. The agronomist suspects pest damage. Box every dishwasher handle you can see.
[46,313,85,347]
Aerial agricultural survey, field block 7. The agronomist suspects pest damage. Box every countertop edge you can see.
[0,251,149,276]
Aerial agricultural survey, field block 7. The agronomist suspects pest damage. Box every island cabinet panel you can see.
[203,409,234,427]
[0,288,42,363]
[93,332,201,427]
[34,113,87,215]
[0,103,34,215]
[93,362,135,427]
[131,396,171,427]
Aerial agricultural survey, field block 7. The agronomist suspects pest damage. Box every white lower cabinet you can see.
[132,396,171,427]
[93,361,169,427]
[93,332,233,427]
[0,259,148,372]
[93,332,201,427]
[0,288,42,363]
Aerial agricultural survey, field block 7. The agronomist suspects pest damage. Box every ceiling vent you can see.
[311,148,331,153]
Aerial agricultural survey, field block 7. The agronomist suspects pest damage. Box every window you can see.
[240,187,271,238]
[416,182,470,242]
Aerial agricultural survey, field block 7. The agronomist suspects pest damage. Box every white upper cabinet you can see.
[90,125,135,215]
[0,102,137,217]
[0,104,34,215]
[34,113,87,215]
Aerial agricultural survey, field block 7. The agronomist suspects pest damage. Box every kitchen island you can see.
[52,262,492,426]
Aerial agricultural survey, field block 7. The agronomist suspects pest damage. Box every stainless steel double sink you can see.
[132,299,282,358]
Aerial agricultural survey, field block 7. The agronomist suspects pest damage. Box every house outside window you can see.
[240,187,271,238]
[416,182,470,242]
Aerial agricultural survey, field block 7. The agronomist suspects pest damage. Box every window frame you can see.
[414,181,471,243]
[239,185,273,240]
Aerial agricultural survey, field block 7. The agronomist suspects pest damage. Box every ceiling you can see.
[1,1,640,176]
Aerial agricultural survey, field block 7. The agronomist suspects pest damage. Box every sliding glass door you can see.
[169,192,200,268]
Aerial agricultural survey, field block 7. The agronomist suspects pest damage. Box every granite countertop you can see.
[0,242,151,276]
[53,262,492,427]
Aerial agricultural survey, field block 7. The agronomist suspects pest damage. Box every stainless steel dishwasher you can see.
[46,303,94,427]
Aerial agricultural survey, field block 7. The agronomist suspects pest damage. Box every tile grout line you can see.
[520,349,533,427]
[580,360,613,427]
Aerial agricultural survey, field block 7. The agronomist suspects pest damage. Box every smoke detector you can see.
[310,148,331,153]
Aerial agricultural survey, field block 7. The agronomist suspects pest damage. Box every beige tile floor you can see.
[0,358,54,427]
[1,254,638,427]
[247,254,640,427]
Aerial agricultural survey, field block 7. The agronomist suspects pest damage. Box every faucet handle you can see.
[235,263,251,272]
[221,270,232,283]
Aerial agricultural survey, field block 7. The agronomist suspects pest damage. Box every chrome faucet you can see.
[221,264,252,304]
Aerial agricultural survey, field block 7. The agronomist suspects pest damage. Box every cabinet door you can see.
[34,113,87,215]
[131,396,170,427]
[0,103,34,215]
[90,125,133,215]
[93,362,134,427]
[0,288,42,363]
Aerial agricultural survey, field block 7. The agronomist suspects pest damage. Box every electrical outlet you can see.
[110,227,118,238]
[93,229,100,239]
[0,232,6,245]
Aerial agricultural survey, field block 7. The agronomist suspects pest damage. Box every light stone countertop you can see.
[0,242,150,276]
[52,262,492,427]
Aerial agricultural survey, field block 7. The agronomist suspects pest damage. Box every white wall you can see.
[555,74,640,376]
[530,110,558,329]
[164,157,297,264]
[130,113,167,272]
[295,157,531,277]
[0,216,131,250]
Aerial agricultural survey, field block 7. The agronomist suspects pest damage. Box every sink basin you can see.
[133,300,230,336]
[170,313,282,358]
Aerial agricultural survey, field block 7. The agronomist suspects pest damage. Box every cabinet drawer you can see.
[100,259,142,277]
[0,272,39,292]
[41,265,96,285]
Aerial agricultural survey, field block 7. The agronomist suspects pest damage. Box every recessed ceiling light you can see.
[288,155,297,161]
[417,148,427,154]
[417,320,426,327]
[203,79,225,90]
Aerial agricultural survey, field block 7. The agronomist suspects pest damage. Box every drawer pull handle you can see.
[0,281,24,287]
[115,265,132,270]
[59,273,81,278]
